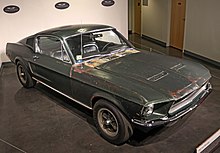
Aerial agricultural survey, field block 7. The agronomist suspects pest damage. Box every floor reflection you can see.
[128,34,183,58]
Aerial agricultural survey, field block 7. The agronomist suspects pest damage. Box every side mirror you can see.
[63,56,70,63]
[63,52,71,63]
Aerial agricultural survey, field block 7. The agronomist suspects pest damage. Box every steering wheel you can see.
[101,42,114,51]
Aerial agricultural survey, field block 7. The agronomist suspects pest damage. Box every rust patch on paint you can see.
[69,49,139,77]
[169,82,200,99]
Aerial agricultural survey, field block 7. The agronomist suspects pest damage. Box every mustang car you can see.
[6,24,212,145]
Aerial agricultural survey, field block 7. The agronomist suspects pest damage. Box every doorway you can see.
[170,0,186,50]
[134,0,141,35]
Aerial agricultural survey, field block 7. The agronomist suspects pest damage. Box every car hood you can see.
[73,49,211,104]
[96,49,211,100]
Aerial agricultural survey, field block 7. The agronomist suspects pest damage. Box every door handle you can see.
[33,55,39,60]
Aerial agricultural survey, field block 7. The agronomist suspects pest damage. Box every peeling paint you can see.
[168,82,200,99]
[83,49,139,68]
[70,49,139,77]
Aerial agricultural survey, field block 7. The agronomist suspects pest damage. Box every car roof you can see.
[36,24,115,38]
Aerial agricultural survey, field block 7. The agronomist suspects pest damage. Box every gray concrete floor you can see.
[0,34,219,153]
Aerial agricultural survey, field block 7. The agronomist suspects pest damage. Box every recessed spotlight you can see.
[101,0,115,7]
[55,2,70,10]
[3,5,20,14]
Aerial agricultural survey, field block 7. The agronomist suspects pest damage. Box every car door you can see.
[30,35,72,97]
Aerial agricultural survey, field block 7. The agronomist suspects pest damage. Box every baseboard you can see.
[0,62,12,76]
[184,50,220,69]
[141,35,166,47]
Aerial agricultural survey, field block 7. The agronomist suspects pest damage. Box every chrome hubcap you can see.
[97,108,119,137]
[18,65,27,84]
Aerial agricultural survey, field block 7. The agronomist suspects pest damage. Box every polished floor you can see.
[0,34,219,153]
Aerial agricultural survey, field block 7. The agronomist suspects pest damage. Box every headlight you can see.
[142,104,154,116]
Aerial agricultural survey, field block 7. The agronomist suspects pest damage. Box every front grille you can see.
[168,82,210,114]
[172,91,192,105]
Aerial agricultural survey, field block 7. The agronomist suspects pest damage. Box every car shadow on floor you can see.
[14,83,194,147]
[128,113,192,146]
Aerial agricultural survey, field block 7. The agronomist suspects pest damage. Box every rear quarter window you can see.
[26,38,34,48]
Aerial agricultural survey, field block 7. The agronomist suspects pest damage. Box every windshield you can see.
[66,29,130,63]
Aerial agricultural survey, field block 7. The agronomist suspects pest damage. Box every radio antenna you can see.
[80,20,83,56]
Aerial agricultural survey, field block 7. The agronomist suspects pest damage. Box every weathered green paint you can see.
[6,24,212,128]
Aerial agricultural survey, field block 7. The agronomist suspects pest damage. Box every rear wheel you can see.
[93,99,133,145]
[16,61,36,88]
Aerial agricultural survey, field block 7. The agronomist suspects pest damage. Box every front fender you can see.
[91,92,126,112]
[91,91,143,121]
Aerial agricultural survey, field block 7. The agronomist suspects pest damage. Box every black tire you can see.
[93,99,133,145]
[16,61,36,88]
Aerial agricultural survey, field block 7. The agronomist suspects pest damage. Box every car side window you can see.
[36,36,70,62]
[26,37,34,48]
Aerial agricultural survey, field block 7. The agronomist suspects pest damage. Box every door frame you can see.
[134,0,142,35]
[169,0,186,50]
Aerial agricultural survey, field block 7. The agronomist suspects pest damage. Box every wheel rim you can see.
[97,108,119,137]
[18,65,27,84]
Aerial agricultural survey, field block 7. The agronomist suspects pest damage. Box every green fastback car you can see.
[6,24,212,145]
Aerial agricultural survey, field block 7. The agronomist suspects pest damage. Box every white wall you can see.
[137,0,219,63]
[141,0,170,44]
[185,0,220,62]
[0,0,128,67]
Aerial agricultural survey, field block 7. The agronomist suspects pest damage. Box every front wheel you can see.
[16,61,36,88]
[93,100,133,145]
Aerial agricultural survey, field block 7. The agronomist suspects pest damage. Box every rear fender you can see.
[15,57,32,75]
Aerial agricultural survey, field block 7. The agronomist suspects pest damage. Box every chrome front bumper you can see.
[132,82,212,127]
